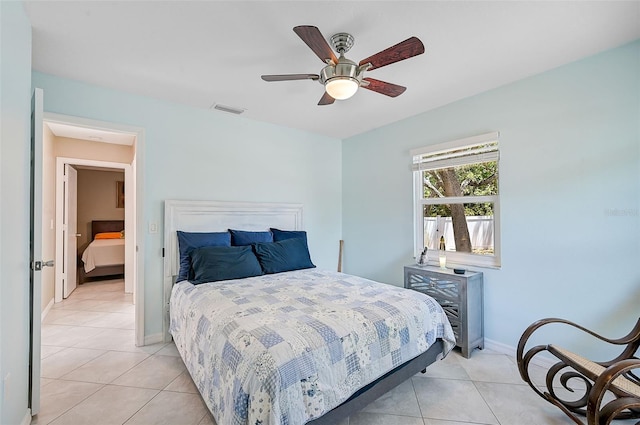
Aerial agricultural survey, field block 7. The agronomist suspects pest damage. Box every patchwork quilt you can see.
[170,269,455,425]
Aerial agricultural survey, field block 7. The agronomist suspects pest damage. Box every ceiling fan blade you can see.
[318,92,335,106]
[261,74,319,82]
[362,78,406,97]
[359,37,425,71]
[293,26,338,64]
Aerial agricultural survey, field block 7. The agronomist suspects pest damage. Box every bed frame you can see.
[78,220,125,283]
[162,200,445,424]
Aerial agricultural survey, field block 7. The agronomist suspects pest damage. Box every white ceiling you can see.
[24,1,640,140]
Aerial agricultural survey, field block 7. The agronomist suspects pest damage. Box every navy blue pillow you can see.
[190,245,263,285]
[176,231,231,282]
[270,228,308,243]
[229,229,273,246]
[253,237,315,274]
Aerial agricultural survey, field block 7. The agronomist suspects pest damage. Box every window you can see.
[412,132,500,268]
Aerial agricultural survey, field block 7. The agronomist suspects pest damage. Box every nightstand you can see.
[404,265,484,358]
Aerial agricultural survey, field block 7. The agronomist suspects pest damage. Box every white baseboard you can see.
[143,333,164,346]
[21,409,31,425]
[484,338,557,369]
[484,337,516,357]
[41,298,54,322]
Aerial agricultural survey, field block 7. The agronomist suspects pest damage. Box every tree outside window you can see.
[413,134,500,268]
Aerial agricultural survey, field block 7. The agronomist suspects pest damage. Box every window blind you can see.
[411,132,499,172]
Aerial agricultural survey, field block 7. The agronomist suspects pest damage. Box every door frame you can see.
[44,112,145,347]
[55,158,133,298]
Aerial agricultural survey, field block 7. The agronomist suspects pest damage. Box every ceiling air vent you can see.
[211,103,245,115]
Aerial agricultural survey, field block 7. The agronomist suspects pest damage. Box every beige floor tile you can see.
[76,282,122,292]
[112,354,186,389]
[41,324,69,342]
[83,311,135,329]
[349,412,425,425]
[66,290,103,300]
[361,380,422,417]
[53,299,113,311]
[124,391,209,425]
[197,412,217,425]
[61,350,149,384]
[413,377,499,424]
[424,420,488,425]
[72,328,141,352]
[417,351,471,380]
[41,324,107,347]
[42,309,77,324]
[474,381,576,425]
[41,347,106,379]
[41,377,55,388]
[41,345,66,359]
[46,310,105,326]
[49,385,158,425]
[91,301,135,313]
[72,289,130,302]
[136,341,171,355]
[75,280,123,290]
[31,379,103,425]
[164,371,199,393]
[117,303,136,314]
[156,342,181,357]
[456,351,523,384]
[50,298,84,310]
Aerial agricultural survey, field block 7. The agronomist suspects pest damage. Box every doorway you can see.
[42,113,144,347]
[54,159,132,302]
[30,96,146,415]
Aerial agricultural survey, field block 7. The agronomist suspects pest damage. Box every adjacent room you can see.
[1,1,638,425]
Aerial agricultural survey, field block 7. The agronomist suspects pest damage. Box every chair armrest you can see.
[587,359,640,425]
[520,318,640,351]
[517,318,640,368]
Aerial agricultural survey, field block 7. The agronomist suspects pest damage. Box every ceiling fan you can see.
[261,26,425,106]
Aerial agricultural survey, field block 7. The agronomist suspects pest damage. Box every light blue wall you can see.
[0,2,32,423]
[32,72,343,339]
[343,40,640,354]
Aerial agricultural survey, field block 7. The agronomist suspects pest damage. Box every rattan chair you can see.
[516,317,640,425]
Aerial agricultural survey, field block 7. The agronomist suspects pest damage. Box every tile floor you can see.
[35,278,592,425]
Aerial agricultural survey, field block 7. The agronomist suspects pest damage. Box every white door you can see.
[63,164,78,298]
[30,88,48,415]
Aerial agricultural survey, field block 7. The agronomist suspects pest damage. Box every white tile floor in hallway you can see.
[36,277,588,425]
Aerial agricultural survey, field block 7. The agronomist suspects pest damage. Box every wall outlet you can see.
[149,222,158,234]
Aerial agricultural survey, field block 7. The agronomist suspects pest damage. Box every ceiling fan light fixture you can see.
[261,26,424,105]
[325,77,359,100]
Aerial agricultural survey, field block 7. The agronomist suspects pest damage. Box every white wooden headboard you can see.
[162,200,303,341]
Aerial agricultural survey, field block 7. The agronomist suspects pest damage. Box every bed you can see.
[163,200,456,425]
[79,220,125,283]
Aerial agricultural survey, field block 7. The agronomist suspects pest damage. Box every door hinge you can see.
[162,248,165,257]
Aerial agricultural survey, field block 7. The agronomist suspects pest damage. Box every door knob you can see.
[75,233,81,237]
[32,260,54,271]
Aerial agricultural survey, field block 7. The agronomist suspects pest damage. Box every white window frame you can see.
[412,131,501,269]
